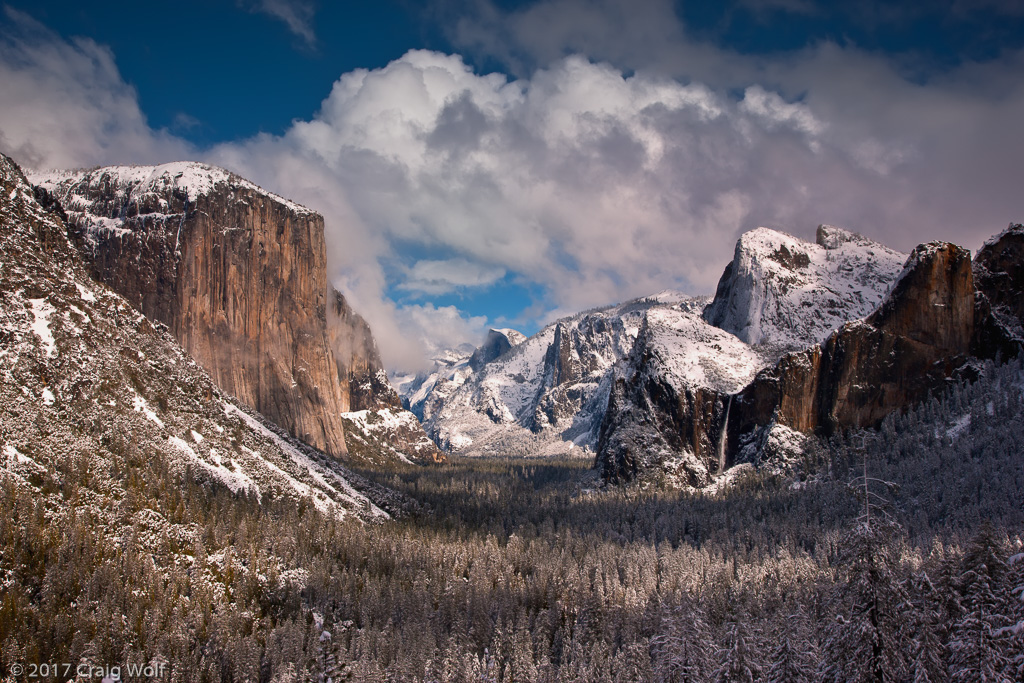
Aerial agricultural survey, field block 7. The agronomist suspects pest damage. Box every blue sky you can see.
[2,1,1024,369]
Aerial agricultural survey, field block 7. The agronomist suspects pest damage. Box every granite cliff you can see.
[597,229,1024,485]
[0,152,405,520]
[31,163,440,464]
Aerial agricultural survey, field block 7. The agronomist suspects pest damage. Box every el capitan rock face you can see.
[31,163,441,464]
[33,164,351,457]
[0,152,402,521]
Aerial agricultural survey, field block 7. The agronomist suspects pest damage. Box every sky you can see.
[1,0,1023,371]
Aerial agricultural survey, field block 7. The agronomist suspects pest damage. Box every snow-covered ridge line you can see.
[223,402,389,520]
[30,161,314,215]
[703,225,907,352]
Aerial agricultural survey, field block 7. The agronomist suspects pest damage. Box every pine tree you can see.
[765,613,817,683]
[714,621,761,683]
[948,525,1011,682]
[1001,550,1024,683]
[651,597,714,683]
[819,521,911,683]
[906,572,947,683]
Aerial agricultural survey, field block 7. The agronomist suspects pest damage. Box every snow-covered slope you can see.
[703,225,906,354]
[422,295,703,457]
[1,153,405,521]
[640,307,765,395]
[392,343,476,421]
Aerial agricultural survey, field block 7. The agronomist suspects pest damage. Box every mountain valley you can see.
[2,151,1023,681]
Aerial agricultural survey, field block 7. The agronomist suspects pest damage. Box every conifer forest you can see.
[3,360,1024,682]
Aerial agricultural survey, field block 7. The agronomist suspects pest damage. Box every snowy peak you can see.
[32,161,312,218]
[702,225,906,353]
[469,327,525,371]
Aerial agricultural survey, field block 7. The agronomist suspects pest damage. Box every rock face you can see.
[469,328,527,372]
[329,291,402,413]
[31,163,440,465]
[0,152,404,521]
[734,242,978,436]
[703,225,905,353]
[597,235,1024,485]
[973,223,1024,348]
[596,308,763,486]
[419,296,670,456]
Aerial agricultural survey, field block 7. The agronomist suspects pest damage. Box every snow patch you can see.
[28,298,57,358]
[75,282,97,302]
[131,392,165,428]
[169,436,259,497]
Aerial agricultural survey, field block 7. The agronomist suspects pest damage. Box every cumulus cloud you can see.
[214,46,1024,308]
[0,7,192,171]
[394,303,489,359]
[3,5,1024,371]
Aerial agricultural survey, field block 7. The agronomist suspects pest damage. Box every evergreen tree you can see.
[819,521,912,683]
[765,613,817,683]
[948,526,1011,682]
[651,598,714,683]
[906,572,947,683]
[714,621,761,683]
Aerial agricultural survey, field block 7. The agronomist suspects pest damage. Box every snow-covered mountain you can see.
[600,228,1024,486]
[0,153,407,520]
[416,292,707,457]
[409,223,1024,487]
[31,161,441,466]
[414,227,910,462]
[703,225,906,353]
[391,343,477,421]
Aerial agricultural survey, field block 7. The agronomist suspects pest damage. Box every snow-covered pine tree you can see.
[765,612,817,683]
[651,597,714,683]
[947,525,1012,682]
[819,521,912,683]
[714,621,762,683]
[1000,549,1024,682]
[905,572,947,683]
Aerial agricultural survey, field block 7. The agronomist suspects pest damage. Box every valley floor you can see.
[4,362,1024,681]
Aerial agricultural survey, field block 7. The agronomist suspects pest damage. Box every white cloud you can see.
[3,6,1024,370]
[244,0,317,46]
[0,7,193,171]
[399,258,507,296]
[394,302,489,359]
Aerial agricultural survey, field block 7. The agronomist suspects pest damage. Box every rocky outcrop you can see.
[703,225,905,353]
[733,241,978,438]
[33,164,352,457]
[330,291,402,412]
[596,308,763,486]
[31,163,440,465]
[972,223,1024,354]
[597,237,1019,485]
[0,152,403,521]
[469,328,525,372]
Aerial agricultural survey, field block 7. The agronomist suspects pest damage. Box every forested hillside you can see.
[3,358,1023,681]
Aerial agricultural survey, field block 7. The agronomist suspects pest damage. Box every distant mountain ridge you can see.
[31,162,441,465]
[407,224,1024,485]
